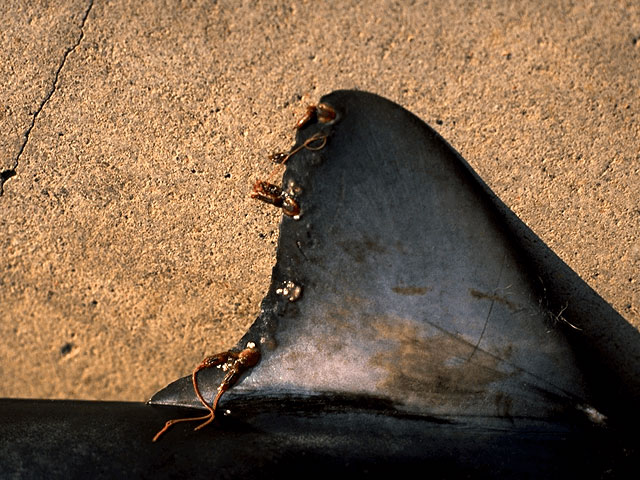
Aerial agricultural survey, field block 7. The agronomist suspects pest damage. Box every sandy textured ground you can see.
[1,0,638,401]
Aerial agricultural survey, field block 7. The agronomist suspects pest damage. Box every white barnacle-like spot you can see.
[276,281,303,302]
[578,404,607,425]
[287,179,302,195]
[246,341,256,349]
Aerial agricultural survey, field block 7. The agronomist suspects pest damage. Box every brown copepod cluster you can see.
[250,102,337,219]
[152,101,335,442]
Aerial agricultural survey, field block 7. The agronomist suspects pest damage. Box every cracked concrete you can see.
[0,1,94,196]
[0,1,93,196]
[0,0,638,401]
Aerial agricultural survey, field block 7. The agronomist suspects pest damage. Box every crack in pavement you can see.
[0,0,95,197]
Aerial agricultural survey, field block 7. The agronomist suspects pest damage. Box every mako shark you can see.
[2,91,638,478]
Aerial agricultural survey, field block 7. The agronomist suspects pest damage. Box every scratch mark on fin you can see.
[467,252,507,362]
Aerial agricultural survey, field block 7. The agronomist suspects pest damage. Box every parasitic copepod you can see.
[251,180,301,218]
[295,102,337,130]
[268,132,328,165]
[153,343,260,442]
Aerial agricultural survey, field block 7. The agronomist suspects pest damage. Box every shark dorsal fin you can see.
[150,91,638,428]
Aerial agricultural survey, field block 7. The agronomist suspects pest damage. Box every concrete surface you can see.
[0,0,638,401]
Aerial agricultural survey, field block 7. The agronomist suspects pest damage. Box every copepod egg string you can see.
[267,133,327,182]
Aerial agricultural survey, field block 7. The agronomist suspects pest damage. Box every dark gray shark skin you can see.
[1,91,638,478]
[0,398,632,478]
